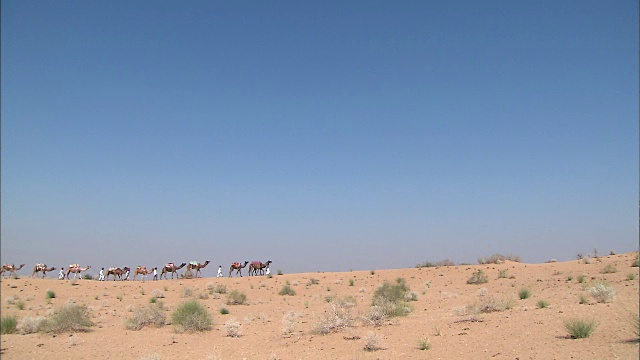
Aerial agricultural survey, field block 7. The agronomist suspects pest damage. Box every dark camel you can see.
[229,261,249,277]
[249,260,272,276]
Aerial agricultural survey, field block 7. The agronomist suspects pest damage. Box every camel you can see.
[186,260,210,278]
[66,265,91,280]
[161,262,186,279]
[32,264,56,278]
[106,267,130,281]
[249,260,272,276]
[228,261,249,277]
[2,264,26,277]
[133,266,153,281]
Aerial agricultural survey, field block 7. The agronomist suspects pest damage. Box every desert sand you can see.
[1,252,638,359]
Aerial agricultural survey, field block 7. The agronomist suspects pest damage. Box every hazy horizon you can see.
[2,1,638,277]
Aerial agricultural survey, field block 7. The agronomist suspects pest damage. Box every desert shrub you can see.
[518,288,531,300]
[416,259,455,268]
[1,315,18,334]
[126,304,166,330]
[536,299,550,309]
[279,284,296,296]
[601,264,618,274]
[82,274,93,280]
[632,253,639,267]
[151,289,165,298]
[627,273,636,281]
[220,307,229,315]
[226,290,247,305]
[371,278,411,317]
[467,270,488,285]
[498,269,508,279]
[460,296,514,315]
[564,318,597,338]
[16,300,25,310]
[577,275,587,283]
[312,301,355,334]
[18,316,46,334]
[349,279,355,286]
[171,300,212,332]
[197,292,209,300]
[182,287,193,297]
[277,269,283,275]
[306,278,320,286]
[46,290,56,299]
[281,311,300,335]
[44,303,94,333]
[149,297,157,304]
[363,332,385,351]
[478,254,521,264]
[405,291,418,302]
[223,318,242,337]
[208,284,227,294]
[588,282,616,303]
[417,336,431,350]
[579,293,588,304]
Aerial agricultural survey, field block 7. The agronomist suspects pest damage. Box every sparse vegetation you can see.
[349,279,355,286]
[151,289,165,298]
[579,294,589,305]
[627,273,636,281]
[564,318,597,339]
[226,290,247,305]
[457,296,515,315]
[171,299,212,332]
[577,275,587,283]
[363,332,385,351]
[417,336,431,350]
[536,299,550,309]
[632,253,639,267]
[279,284,296,296]
[588,281,616,303]
[220,307,229,315]
[45,290,56,299]
[601,264,618,274]
[518,288,531,300]
[478,254,521,264]
[224,318,242,337]
[126,304,166,330]
[313,299,355,334]
[498,269,509,278]
[1,315,18,334]
[17,316,46,334]
[44,303,94,333]
[371,278,412,317]
[416,259,455,268]
[467,270,488,285]
[307,278,320,286]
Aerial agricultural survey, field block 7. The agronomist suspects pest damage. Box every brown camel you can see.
[161,262,186,279]
[228,261,249,277]
[186,260,210,278]
[32,263,56,278]
[66,265,91,280]
[133,266,153,281]
[249,260,272,276]
[2,264,26,277]
[106,267,130,281]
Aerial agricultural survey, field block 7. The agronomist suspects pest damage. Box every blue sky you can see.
[2,1,638,276]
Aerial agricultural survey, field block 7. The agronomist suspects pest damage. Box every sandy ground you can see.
[1,252,638,360]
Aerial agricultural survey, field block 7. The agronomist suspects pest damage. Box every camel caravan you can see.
[1,259,273,280]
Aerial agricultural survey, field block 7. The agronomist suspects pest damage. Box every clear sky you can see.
[2,1,638,276]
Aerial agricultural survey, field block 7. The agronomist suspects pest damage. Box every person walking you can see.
[58,267,65,280]
[123,268,130,281]
[217,265,223,278]
[98,267,105,281]
[265,266,271,276]
[153,267,158,281]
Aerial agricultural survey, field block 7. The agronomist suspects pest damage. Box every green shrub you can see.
[349,279,355,286]
[277,269,283,275]
[564,318,597,339]
[45,290,56,299]
[579,293,588,304]
[371,278,411,317]
[467,270,488,285]
[577,275,587,283]
[44,303,94,333]
[518,288,531,300]
[126,304,166,330]
[632,253,639,267]
[226,290,247,305]
[171,300,212,332]
[498,269,508,279]
[306,278,320,286]
[478,254,521,264]
[16,300,25,310]
[627,273,636,281]
[279,284,296,296]
[536,299,550,308]
[219,307,229,315]
[1,315,18,334]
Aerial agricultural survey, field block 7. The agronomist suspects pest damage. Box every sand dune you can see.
[1,252,638,359]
